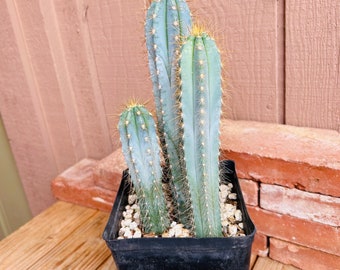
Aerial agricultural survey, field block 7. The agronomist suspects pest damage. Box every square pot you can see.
[103,160,256,270]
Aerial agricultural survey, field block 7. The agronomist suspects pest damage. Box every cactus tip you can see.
[191,24,207,37]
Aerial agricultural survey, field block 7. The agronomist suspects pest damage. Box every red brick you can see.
[223,150,340,198]
[270,238,340,270]
[239,179,258,206]
[248,206,340,256]
[220,119,340,198]
[252,233,268,257]
[260,184,340,226]
[93,148,126,191]
[51,159,117,212]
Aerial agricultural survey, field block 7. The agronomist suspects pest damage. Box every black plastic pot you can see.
[103,160,256,270]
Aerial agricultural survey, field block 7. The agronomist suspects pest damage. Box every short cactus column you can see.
[145,0,192,226]
[118,104,170,234]
[179,27,223,237]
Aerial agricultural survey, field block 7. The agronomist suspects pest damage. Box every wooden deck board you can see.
[0,201,295,269]
[252,256,300,270]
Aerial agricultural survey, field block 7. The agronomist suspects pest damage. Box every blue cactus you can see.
[118,104,170,234]
[145,0,192,226]
[179,26,223,237]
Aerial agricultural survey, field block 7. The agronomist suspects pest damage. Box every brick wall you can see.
[52,119,340,269]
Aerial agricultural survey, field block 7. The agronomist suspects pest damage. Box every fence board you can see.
[285,0,340,131]
[84,0,153,148]
[52,0,113,157]
[1,0,339,216]
[0,0,58,215]
[192,0,285,123]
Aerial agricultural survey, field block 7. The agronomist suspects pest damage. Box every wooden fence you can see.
[0,0,339,215]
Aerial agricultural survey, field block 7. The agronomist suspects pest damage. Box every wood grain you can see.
[0,0,58,215]
[285,0,340,131]
[192,0,285,123]
[0,202,113,269]
[252,256,300,270]
[0,0,339,216]
[84,0,153,149]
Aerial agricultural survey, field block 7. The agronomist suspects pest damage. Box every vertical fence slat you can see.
[84,0,153,148]
[51,0,113,157]
[0,0,58,215]
[285,0,340,131]
[192,0,284,123]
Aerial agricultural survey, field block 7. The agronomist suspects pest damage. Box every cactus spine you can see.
[179,27,223,237]
[118,104,170,234]
[145,0,192,226]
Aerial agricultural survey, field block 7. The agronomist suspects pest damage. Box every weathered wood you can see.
[1,0,339,217]
[0,202,111,269]
[250,254,257,268]
[252,256,300,270]
[0,0,59,215]
[192,0,285,123]
[285,0,340,131]
[84,0,153,150]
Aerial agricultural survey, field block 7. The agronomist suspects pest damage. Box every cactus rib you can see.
[145,0,192,226]
[180,30,223,237]
[118,104,170,234]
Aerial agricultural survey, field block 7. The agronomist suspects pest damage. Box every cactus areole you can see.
[179,29,223,237]
[118,104,170,234]
[145,0,193,228]
[104,0,256,268]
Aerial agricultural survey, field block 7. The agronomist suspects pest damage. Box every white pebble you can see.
[133,212,140,220]
[228,225,238,236]
[118,227,126,236]
[124,229,133,238]
[221,220,230,227]
[220,184,229,193]
[222,204,236,220]
[129,221,138,230]
[121,218,132,228]
[173,224,184,237]
[235,209,242,221]
[228,193,237,200]
[131,204,139,210]
[133,229,142,238]
[168,228,175,237]
[170,221,177,228]
[126,209,134,215]
[128,194,137,205]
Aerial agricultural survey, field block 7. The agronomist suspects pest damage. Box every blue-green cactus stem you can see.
[145,0,192,226]
[180,29,223,237]
[118,104,170,234]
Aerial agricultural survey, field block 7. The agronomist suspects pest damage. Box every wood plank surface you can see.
[0,202,114,269]
[252,256,300,270]
[285,0,340,131]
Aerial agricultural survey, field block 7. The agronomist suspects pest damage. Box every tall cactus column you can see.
[145,0,192,226]
[118,104,170,234]
[180,27,223,237]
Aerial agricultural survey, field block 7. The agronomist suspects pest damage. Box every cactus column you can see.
[180,28,223,237]
[145,0,192,226]
[118,104,170,234]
